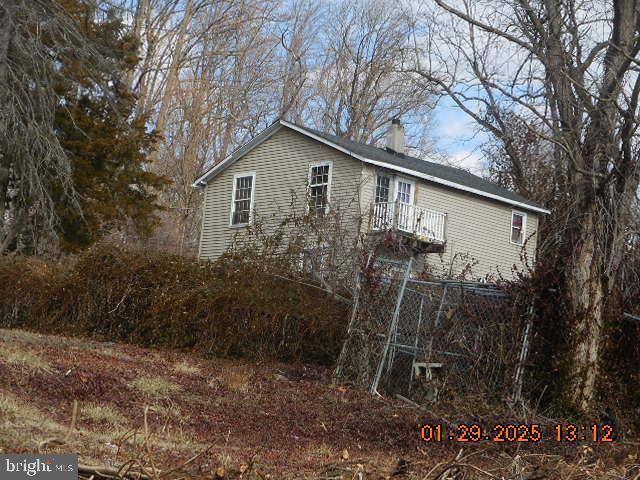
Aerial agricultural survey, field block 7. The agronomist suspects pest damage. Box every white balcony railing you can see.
[371,201,447,243]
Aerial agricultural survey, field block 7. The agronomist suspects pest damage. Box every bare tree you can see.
[409,0,640,412]
[276,0,318,122]
[481,114,557,206]
[120,0,438,253]
[152,0,194,157]
[309,0,436,147]
[146,0,283,253]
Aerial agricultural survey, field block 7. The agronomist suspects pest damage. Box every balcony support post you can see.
[392,199,399,230]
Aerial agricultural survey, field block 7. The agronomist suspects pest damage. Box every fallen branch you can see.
[39,400,78,453]
[78,463,151,480]
[456,462,498,478]
[64,400,78,444]
[158,444,215,478]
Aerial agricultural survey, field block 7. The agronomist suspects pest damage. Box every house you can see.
[193,119,550,280]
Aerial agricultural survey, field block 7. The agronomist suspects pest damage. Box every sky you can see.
[429,96,489,176]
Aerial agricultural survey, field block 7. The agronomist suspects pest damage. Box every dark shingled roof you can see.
[293,123,546,212]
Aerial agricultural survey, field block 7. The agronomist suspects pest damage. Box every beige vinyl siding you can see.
[360,165,539,280]
[359,164,378,230]
[199,127,364,260]
[415,181,538,280]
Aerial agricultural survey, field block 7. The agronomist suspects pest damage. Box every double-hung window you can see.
[375,175,391,204]
[230,172,255,226]
[308,162,332,215]
[510,211,526,245]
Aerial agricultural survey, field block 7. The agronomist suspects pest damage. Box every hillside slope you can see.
[0,329,634,479]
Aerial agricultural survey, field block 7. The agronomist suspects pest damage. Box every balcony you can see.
[369,201,447,248]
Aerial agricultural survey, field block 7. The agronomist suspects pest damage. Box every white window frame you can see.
[510,210,527,246]
[307,161,333,215]
[374,173,392,204]
[395,176,415,205]
[229,171,256,228]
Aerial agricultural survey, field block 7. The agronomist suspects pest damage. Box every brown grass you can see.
[81,402,127,426]
[173,360,200,376]
[0,345,53,373]
[130,377,181,398]
[221,365,252,393]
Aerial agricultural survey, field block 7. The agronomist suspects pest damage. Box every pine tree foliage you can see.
[53,1,168,252]
[0,0,167,253]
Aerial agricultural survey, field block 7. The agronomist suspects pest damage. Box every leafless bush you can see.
[226,195,367,299]
[0,242,349,364]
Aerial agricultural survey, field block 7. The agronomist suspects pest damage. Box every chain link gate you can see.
[335,257,532,404]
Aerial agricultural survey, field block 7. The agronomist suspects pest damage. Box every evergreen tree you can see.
[52,1,168,252]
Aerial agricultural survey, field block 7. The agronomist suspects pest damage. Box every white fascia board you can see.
[193,162,226,188]
[360,158,551,215]
[281,121,550,215]
[193,153,234,188]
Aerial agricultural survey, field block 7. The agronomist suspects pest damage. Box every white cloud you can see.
[429,97,488,176]
[436,112,473,140]
[448,150,486,176]
[431,96,488,144]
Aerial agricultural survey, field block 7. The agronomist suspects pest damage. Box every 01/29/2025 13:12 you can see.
[419,423,615,443]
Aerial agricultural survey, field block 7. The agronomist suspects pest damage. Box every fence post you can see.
[333,251,373,381]
[408,296,425,391]
[370,256,413,395]
[513,303,534,403]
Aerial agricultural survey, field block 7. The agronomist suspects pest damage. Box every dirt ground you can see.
[0,328,637,479]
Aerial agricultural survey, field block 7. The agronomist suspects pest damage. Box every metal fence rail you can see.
[335,257,530,404]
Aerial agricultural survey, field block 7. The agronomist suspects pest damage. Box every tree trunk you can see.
[564,204,607,412]
[0,3,14,245]
[149,0,193,168]
[125,0,149,90]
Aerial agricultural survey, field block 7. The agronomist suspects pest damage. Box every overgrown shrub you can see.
[0,256,64,325]
[1,244,349,364]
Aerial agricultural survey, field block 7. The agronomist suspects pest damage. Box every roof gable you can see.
[193,121,284,187]
[193,120,550,214]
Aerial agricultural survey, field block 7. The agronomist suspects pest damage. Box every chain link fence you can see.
[335,257,532,405]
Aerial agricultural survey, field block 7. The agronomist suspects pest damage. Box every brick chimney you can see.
[386,118,404,154]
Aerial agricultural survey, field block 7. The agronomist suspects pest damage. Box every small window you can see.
[511,211,527,245]
[230,173,255,226]
[375,174,391,204]
[308,162,332,215]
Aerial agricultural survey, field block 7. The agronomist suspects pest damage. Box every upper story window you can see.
[308,161,332,215]
[511,211,527,245]
[230,172,255,226]
[375,175,391,203]
[395,178,414,204]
